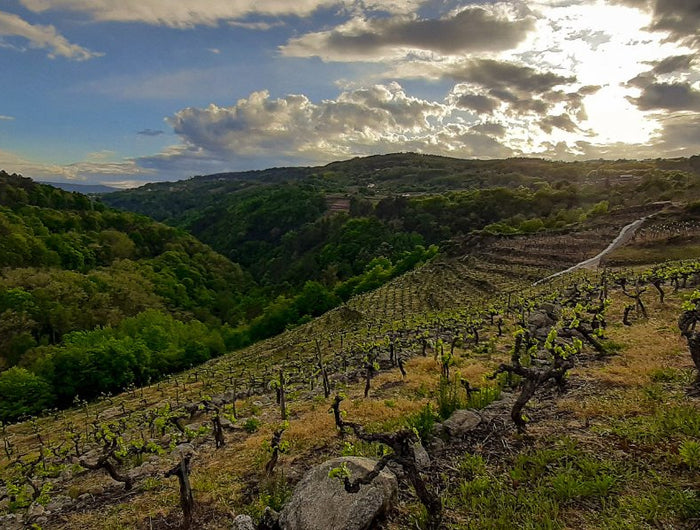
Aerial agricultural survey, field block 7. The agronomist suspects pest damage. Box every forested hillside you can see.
[104,154,700,290]
[4,155,700,423]
[0,171,256,419]
[102,153,700,326]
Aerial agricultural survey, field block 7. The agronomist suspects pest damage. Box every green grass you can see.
[446,436,698,530]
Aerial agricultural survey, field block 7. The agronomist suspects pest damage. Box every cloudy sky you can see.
[0,0,698,187]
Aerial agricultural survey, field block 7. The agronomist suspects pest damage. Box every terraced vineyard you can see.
[0,211,698,530]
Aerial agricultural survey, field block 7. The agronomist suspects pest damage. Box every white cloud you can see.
[20,0,338,28]
[162,83,450,163]
[0,115,14,120]
[133,83,524,174]
[0,9,101,60]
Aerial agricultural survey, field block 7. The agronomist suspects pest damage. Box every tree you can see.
[0,367,54,421]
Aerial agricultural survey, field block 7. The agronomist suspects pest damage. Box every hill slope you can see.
[0,205,698,529]
[0,171,255,417]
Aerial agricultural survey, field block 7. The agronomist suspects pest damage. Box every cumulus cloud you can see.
[129,83,536,175]
[281,6,534,61]
[0,9,101,60]
[20,0,338,28]
[163,83,449,163]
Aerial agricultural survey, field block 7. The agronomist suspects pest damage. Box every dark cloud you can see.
[647,54,695,75]
[627,55,695,88]
[544,87,600,120]
[658,113,700,149]
[488,88,518,103]
[629,82,700,111]
[448,59,575,93]
[540,113,579,134]
[649,0,700,46]
[282,7,534,59]
[137,128,165,136]
[471,122,506,137]
[614,0,700,46]
[447,62,587,133]
[452,93,499,113]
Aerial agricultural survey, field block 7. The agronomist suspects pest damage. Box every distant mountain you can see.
[39,181,118,194]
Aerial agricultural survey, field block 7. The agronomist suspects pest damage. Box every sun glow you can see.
[583,85,658,144]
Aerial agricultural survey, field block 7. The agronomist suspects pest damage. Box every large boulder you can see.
[278,456,398,530]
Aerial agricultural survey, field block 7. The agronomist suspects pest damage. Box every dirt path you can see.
[533,214,653,285]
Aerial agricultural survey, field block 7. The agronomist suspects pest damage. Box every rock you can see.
[172,442,195,460]
[442,409,481,437]
[45,494,73,513]
[260,507,280,530]
[427,437,445,454]
[27,503,45,518]
[0,513,23,530]
[278,456,398,530]
[528,310,555,334]
[232,514,256,530]
[411,441,431,472]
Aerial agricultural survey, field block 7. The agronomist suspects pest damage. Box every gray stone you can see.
[45,494,73,513]
[427,437,445,454]
[172,442,195,460]
[279,456,398,530]
[27,503,45,518]
[442,409,481,437]
[232,514,255,530]
[0,513,24,530]
[411,441,431,472]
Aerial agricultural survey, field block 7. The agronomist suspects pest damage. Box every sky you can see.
[0,0,698,188]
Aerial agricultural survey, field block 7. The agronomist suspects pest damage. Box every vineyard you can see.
[0,213,699,529]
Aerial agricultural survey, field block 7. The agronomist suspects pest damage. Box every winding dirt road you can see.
[533,214,654,285]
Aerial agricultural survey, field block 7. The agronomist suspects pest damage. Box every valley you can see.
[0,154,698,529]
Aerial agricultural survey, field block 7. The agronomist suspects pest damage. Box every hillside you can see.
[0,199,698,528]
[1,156,699,529]
[0,171,257,419]
[100,154,700,341]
